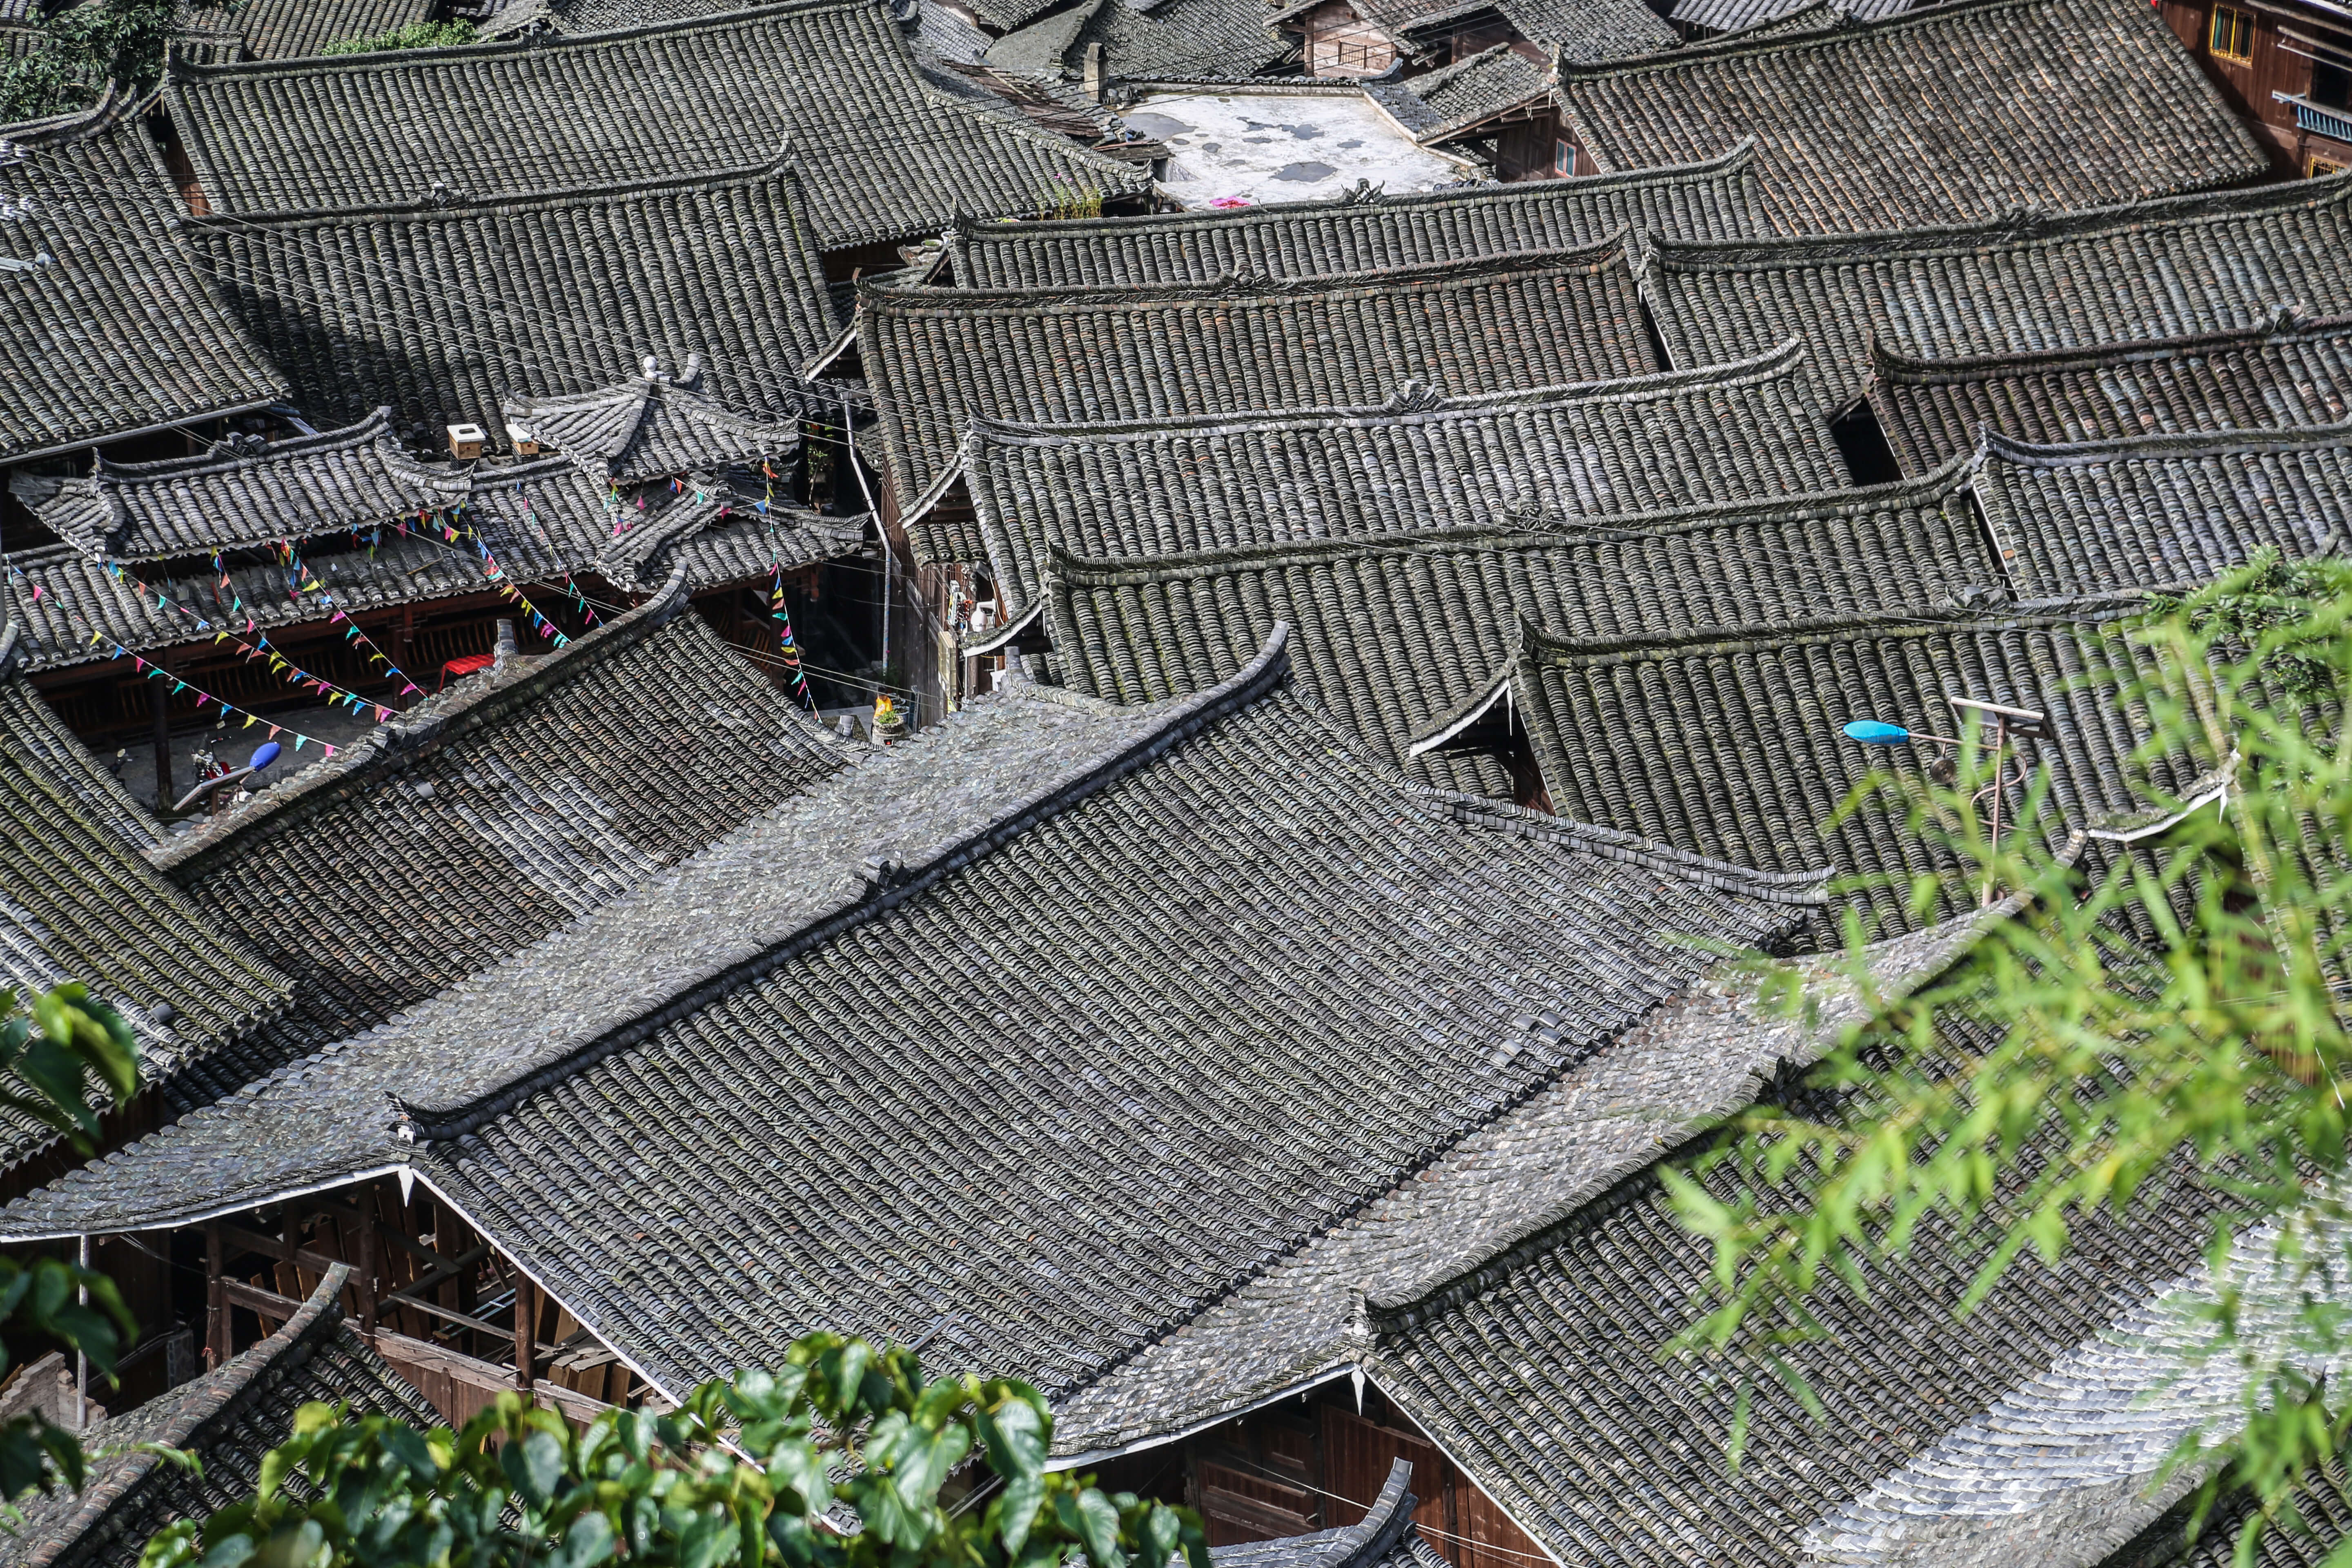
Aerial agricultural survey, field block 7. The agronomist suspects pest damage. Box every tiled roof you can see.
[184,163,843,450]
[1288,0,1672,57]
[2096,1479,2352,1567]
[1803,1187,2352,1566]
[162,0,1153,243]
[0,89,285,466]
[1970,423,2352,600]
[503,362,802,484]
[984,0,1291,83]
[36,410,467,562]
[0,660,291,1166]
[942,142,1764,288]
[150,568,848,1087]
[2,1270,437,1568]
[1360,1021,2235,1568]
[1052,911,1998,1459]
[0,634,1817,1406]
[1036,462,1991,799]
[1517,604,2189,939]
[1868,312,2352,476]
[1362,43,1548,141]
[961,343,1852,610]
[1,461,863,672]
[1492,0,1675,60]
[1,652,159,849]
[861,243,1664,549]
[1644,175,2352,421]
[1668,0,1911,33]
[1556,0,2265,233]
[180,0,437,57]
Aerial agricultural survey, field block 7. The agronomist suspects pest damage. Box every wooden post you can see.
[149,655,173,810]
[203,1221,228,1367]
[356,1217,377,1339]
[512,1268,534,1391]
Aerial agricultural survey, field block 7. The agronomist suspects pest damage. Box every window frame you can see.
[2209,4,2254,65]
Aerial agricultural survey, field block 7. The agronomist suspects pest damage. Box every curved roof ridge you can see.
[1521,594,2138,664]
[1563,0,2029,74]
[1973,413,2352,468]
[393,624,1300,1143]
[80,408,408,480]
[165,0,854,76]
[1645,171,2352,270]
[176,155,804,229]
[38,408,467,557]
[964,340,1809,445]
[150,565,699,882]
[1865,308,2348,381]
[13,1268,352,1568]
[1036,451,1973,584]
[867,234,1634,306]
[0,79,137,143]
[944,139,1758,244]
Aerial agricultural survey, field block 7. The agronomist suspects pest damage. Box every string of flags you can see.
[770,564,811,709]
[2,560,343,758]
[3,483,590,744]
[235,542,422,696]
[94,554,422,720]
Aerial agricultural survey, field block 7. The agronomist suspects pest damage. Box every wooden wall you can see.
[2157,0,2352,172]
[1301,1,1397,76]
[1130,1381,1551,1568]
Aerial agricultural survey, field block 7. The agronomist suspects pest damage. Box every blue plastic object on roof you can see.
[1842,720,1911,746]
[249,741,282,771]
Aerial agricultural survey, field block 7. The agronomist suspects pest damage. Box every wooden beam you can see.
[221,1277,306,1323]
[219,1222,347,1278]
[512,1272,535,1391]
[357,1220,377,1337]
[379,1243,488,1303]
[374,1330,619,1428]
[204,1221,228,1367]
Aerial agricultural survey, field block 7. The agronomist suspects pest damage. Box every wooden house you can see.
[2157,0,2352,173]
[1269,0,1669,79]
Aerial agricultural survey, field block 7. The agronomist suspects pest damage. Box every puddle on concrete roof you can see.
[1136,87,1469,209]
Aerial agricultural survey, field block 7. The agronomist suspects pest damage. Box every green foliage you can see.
[1664,552,2352,1557]
[139,1333,1211,1568]
[318,20,477,53]
[0,983,140,1512]
[0,0,176,123]
[1039,185,1103,221]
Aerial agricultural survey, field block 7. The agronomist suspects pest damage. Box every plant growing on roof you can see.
[0,982,139,1512]
[319,20,479,53]
[1040,186,1105,221]
[1665,551,2352,1561]
[138,1332,1212,1568]
[0,0,174,123]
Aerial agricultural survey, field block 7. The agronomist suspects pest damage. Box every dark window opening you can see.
[1829,401,1903,487]
[2313,58,2351,109]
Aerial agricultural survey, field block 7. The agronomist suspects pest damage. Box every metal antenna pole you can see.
[75,1234,88,1430]
[1981,715,2007,908]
